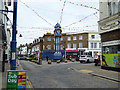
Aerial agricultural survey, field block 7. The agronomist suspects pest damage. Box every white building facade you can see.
[88,32,101,58]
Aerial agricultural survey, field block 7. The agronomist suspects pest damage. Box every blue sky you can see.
[8,0,99,46]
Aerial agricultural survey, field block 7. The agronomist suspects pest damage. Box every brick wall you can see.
[43,33,88,50]
[101,29,120,42]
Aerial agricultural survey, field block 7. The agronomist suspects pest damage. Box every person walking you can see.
[46,56,49,61]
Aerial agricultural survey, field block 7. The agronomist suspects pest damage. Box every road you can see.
[20,60,119,88]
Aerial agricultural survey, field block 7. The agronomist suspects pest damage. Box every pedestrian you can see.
[95,55,100,66]
[70,55,72,61]
[46,56,49,61]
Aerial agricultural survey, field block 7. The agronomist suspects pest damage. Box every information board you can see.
[7,70,27,89]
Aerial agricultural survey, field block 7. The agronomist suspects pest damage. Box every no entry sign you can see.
[7,70,27,89]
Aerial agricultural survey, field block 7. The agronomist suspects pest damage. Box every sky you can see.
[8,0,99,47]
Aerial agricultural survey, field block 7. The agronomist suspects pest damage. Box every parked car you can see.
[79,55,94,63]
[18,56,29,60]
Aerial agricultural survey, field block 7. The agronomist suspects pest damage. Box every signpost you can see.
[7,70,27,89]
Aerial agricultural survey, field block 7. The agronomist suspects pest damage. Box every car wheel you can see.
[87,59,89,63]
[80,61,83,63]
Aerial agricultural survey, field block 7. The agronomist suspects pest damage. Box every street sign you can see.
[7,70,27,89]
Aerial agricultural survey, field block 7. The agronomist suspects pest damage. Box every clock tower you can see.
[54,23,62,60]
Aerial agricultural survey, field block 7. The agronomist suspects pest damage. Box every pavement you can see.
[0,60,33,90]
[67,62,120,83]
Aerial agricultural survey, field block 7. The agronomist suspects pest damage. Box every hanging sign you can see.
[7,70,27,89]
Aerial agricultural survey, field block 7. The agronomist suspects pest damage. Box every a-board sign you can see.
[7,70,27,89]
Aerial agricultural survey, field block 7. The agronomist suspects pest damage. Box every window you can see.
[61,45,64,50]
[79,35,82,40]
[61,37,63,41]
[94,43,97,48]
[47,37,51,41]
[108,2,112,16]
[91,43,93,48]
[73,43,77,48]
[91,35,95,39]
[67,43,71,48]
[108,2,119,16]
[54,45,55,50]
[43,45,45,50]
[73,36,77,40]
[79,43,83,48]
[47,45,51,50]
[99,43,101,48]
[102,45,119,54]
[53,38,55,41]
[68,37,71,41]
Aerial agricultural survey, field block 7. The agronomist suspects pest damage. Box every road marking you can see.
[19,63,34,89]
[79,70,93,73]
[94,76,119,84]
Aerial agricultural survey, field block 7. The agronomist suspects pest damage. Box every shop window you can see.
[102,45,119,54]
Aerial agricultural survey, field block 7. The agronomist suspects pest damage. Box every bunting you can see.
[63,12,98,27]
[19,0,54,27]
[60,0,99,11]
[17,24,97,33]
[59,0,67,24]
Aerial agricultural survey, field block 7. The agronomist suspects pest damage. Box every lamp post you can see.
[10,0,18,70]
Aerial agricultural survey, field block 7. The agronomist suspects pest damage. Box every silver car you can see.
[79,55,94,63]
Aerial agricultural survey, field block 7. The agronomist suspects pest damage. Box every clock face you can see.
[56,30,61,34]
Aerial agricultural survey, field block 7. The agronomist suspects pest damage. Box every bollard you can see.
[48,60,51,64]
[65,60,67,63]
[57,60,60,63]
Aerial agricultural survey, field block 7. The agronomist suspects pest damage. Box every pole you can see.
[2,50,5,72]
[10,0,17,70]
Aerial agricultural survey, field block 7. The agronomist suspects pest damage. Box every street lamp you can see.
[10,0,18,70]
